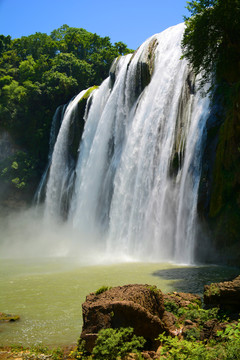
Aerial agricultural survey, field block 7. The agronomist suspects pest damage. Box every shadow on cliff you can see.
[152,265,239,295]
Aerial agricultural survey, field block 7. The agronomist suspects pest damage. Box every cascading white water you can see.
[44,23,210,264]
[35,104,68,204]
[44,89,88,220]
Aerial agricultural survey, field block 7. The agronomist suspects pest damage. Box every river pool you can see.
[0,258,239,346]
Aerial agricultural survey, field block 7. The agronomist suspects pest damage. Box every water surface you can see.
[0,258,238,346]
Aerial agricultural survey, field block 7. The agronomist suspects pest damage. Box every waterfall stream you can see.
[43,23,210,264]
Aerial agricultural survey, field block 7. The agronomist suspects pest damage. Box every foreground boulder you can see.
[80,284,167,351]
[80,282,240,356]
[204,275,240,312]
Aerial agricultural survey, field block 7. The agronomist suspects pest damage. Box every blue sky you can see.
[0,0,189,50]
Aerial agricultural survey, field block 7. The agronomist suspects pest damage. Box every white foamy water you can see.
[44,23,210,264]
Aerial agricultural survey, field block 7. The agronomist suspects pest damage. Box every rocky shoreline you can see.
[77,275,240,359]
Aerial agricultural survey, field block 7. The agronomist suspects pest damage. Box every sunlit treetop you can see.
[182,0,240,88]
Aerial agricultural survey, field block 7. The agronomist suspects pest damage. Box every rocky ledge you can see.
[204,275,240,312]
[80,276,240,355]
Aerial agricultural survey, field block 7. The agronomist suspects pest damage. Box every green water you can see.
[0,258,239,347]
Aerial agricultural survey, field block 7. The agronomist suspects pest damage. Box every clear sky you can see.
[0,0,189,50]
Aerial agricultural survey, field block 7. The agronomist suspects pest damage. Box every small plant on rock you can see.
[92,327,146,360]
[164,300,179,316]
[147,285,159,294]
[184,327,201,341]
[178,306,219,325]
[95,286,112,295]
[205,283,221,297]
[217,320,240,341]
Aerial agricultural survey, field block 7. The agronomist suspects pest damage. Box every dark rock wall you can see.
[197,88,240,265]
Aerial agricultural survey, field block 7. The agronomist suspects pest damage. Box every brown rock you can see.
[141,351,158,359]
[127,351,158,360]
[201,319,227,340]
[162,311,178,336]
[164,292,201,309]
[204,275,240,312]
[184,319,194,326]
[80,284,167,352]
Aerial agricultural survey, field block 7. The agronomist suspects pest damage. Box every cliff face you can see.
[198,71,240,264]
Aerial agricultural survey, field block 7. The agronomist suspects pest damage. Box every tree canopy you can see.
[182,0,240,87]
[0,25,133,192]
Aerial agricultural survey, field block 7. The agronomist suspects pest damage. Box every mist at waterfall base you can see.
[1,23,212,265]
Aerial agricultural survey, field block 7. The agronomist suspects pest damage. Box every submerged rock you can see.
[80,284,166,352]
[0,312,20,322]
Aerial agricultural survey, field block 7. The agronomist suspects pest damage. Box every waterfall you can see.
[43,23,210,264]
[34,104,68,204]
[44,90,89,220]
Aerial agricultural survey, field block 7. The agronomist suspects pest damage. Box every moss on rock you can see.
[0,312,20,322]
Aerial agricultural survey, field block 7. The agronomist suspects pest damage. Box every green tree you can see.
[182,0,240,87]
[19,55,36,82]
[50,24,133,84]
[51,53,94,88]
[12,32,57,60]
[0,35,11,55]
[0,25,133,196]
[42,70,78,102]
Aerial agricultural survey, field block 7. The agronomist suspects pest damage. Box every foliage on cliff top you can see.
[0,26,133,191]
[182,0,240,88]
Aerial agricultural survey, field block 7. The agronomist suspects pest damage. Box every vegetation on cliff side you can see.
[0,26,133,195]
[72,309,240,360]
[182,0,240,88]
[182,0,240,258]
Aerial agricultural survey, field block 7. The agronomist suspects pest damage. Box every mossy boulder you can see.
[0,312,20,322]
